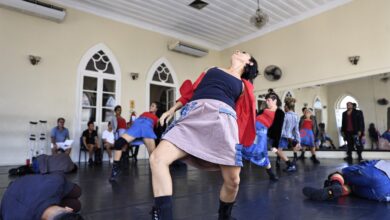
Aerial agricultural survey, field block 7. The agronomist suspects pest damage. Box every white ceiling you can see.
[52,0,352,51]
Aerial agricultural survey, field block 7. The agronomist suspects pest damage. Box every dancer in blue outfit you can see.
[242,89,280,181]
[109,102,160,181]
[303,160,390,202]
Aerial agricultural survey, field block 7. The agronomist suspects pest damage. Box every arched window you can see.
[76,44,121,150]
[146,58,178,114]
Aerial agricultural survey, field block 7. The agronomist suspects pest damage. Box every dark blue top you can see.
[191,67,243,109]
[0,173,74,220]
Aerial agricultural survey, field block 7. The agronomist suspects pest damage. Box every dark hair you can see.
[107,121,111,126]
[151,101,159,109]
[57,117,65,123]
[302,107,307,113]
[114,105,122,112]
[352,103,357,108]
[241,56,259,83]
[53,212,84,220]
[284,97,296,111]
[319,122,325,129]
[265,88,282,107]
[87,121,94,126]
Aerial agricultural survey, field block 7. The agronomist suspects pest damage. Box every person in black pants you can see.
[341,102,364,163]
[82,121,100,166]
[0,173,83,220]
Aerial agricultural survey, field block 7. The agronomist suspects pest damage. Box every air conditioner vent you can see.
[0,0,66,23]
[168,41,208,57]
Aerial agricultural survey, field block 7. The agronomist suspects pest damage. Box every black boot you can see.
[218,200,236,220]
[293,152,298,162]
[302,181,342,201]
[283,160,296,172]
[109,161,121,182]
[94,149,102,165]
[266,168,279,181]
[151,196,173,220]
[133,146,139,162]
[275,156,281,169]
[299,151,305,160]
[311,155,320,164]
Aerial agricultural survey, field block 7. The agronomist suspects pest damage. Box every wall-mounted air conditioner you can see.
[0,0,66,23]
[168,41,208,57]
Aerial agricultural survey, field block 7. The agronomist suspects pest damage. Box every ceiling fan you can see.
[250,0,268,29]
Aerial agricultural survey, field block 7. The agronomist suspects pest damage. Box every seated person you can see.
[51,117,71,155]
[382,128,390,142]
[318,123,336,149]
[9,153,77,176]
[82,121,100,165]
[302,160,390,202]
[1,173,83,220]
[102,121,115,163]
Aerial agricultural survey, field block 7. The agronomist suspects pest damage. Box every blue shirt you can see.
[0,174,74,220]
[191,67,243,110]
[280,111,300,143]
[51,127,69,142]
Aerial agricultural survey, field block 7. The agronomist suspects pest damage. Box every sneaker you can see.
[283,164,297,172]
[302,185,342,201]
[150,206,160,220]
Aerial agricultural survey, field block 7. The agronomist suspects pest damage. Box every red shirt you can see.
[117,116,127,129]
[140,112,159,127]
[257,109,275,128]
[302,119,313,130]
[346,113,353,132]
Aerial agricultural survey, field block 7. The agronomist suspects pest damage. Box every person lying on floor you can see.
[302,160,390,202]
[8,153,77,176]
[0,173,84,220]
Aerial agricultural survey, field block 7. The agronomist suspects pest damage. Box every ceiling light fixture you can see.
[250,0,268,29]
[189,0,208,10]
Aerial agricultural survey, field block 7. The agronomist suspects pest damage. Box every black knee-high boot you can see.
[275,156,281,169]
[109,160,121,182]
[293,152,298,162]
[218,200,236,220]
[266,168,279,181]
[299,150,305,160]
[151,196,173,220]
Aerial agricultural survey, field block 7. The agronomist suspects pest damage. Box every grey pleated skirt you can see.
[162,99,243,170]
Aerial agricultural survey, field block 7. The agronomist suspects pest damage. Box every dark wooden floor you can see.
[1,158,390,220]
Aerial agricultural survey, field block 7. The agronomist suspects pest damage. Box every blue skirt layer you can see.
[125,117,157,139]
[241,121,270,167]
[300,128,315,147]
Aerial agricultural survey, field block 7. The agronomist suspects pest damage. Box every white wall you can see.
[222,0,390,93]
[0,7,221,165]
